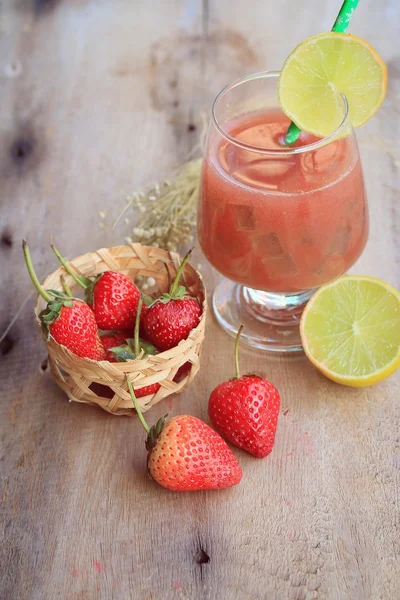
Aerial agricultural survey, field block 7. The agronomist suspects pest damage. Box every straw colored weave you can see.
[34,244,207,416]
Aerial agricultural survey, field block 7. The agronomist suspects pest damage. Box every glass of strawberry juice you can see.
[198,72,368,352]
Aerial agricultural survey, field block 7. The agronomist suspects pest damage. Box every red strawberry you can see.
[51,244,140,330]
[208,326,280,458]
[109,298,161,397]
[142,249,201,351]
[23,240,106,361]
[126,378,242,491]
[173,361,192,382]
[101,332,130,362]
[134,383,160,398]
[89,271,140,330]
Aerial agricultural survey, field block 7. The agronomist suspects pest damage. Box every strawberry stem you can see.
[234,325,244,379]
[169,247,193,296]
[22,239,52,303]
[164,261,172,290]
[134,297,143,357]
[60,274,72,297]
[51,244,88,290]
[126,375,150,434]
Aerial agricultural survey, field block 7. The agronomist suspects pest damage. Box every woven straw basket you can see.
[34,244,206,416]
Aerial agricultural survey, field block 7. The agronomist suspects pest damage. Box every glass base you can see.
[212,279,315,353]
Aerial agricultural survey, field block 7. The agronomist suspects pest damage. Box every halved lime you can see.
[279,33,387,137]
[300,276,400,387]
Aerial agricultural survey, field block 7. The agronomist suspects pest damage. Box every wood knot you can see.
[7,126,45,175]
[1,228,13,248]
[10,138,34,163]
[0,333,16,356]
[195,548,210,565]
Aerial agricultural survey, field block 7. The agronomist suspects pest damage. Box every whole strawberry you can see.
[126,377,242,491]
[101,331,130,362]
[209,326,280,458]
[52,244,140,330]
[23,240,106,361]
[109,298,161,398]
[142,249,201,352]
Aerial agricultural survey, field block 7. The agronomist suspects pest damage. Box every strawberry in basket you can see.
[23,240,106,360]
[51,244,141,331]
[142,249,201,351]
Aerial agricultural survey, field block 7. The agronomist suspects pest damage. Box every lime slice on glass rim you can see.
[278,32,387,137]
[300,276,400,387]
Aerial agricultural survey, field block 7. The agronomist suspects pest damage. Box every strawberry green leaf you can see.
[153,296,171,305]
[142,294,154,306]
[149,285,192,307]
[48,289,67,297]
[174,285,187,298]
[110,345,136,362]
[47,290,79,305]
[39,310,52,341]
[146,416,167,452]
[42,311,57,322]
[110,337,158,362]
[138,339,158,356]
[48,302,63,312]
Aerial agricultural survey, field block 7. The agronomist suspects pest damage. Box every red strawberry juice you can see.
[198,109,368,292]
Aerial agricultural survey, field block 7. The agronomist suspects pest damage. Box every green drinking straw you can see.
[283,0,360,145]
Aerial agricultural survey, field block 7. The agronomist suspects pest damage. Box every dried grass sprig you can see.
[122,158,201,253]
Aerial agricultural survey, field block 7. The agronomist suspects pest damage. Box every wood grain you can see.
[0,1,399,599]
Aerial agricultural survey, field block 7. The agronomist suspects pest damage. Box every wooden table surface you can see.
[1,1,399,599]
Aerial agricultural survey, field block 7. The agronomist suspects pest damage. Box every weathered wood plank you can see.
[0,1,399,599]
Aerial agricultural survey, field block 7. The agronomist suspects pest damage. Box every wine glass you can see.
[198,71,368,352]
